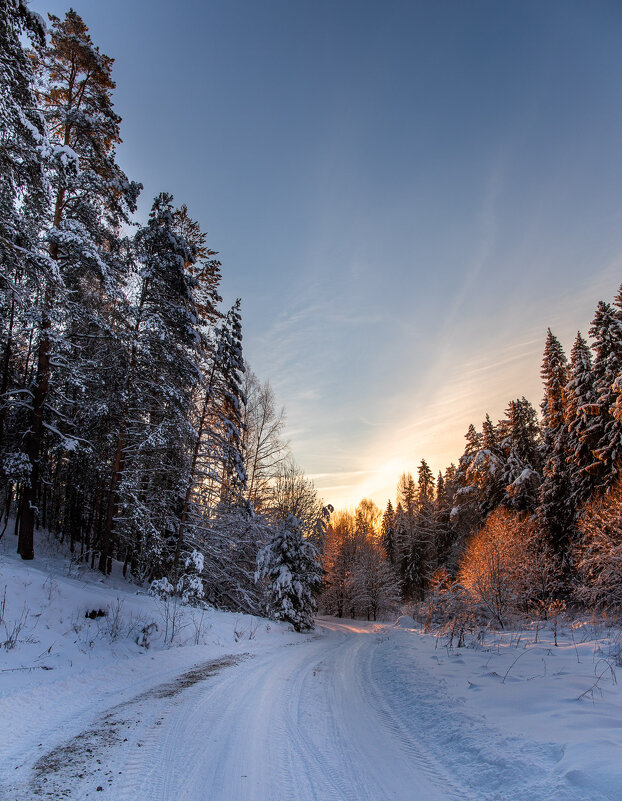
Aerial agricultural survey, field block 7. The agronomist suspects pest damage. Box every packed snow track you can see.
[4,619,608,801]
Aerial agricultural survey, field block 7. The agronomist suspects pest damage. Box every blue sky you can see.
[31,0,622,508]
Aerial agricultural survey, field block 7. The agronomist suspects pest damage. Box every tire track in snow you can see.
[8,655,247,801]
[318,620,460,801]
[357,632,471,801]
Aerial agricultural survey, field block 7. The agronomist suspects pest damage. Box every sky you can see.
[30,0,622,510]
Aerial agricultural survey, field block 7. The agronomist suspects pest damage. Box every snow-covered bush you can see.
[149,577,175,601]
[256,515,322,632]
[149,550,205,605]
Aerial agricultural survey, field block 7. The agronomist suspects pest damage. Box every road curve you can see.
[13,618,600,801]
[107,618,456,801]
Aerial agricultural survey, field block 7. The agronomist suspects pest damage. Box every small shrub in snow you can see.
[233,616,245,642]
[43,576,59,602]
[149,580,185,645]
[149,551,205,605]
[150,577,175,601]
[136,621,158,649]
[2,604,31,650]
[188,611,209,646]
[99,599,125,642]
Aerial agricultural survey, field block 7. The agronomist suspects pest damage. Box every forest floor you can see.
[1,531,621,801]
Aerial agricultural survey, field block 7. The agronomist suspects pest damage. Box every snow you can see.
[2,529,621,800]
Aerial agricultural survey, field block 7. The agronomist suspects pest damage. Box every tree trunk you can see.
[17,303,51,559]
[0,293,15,442]
[17,179,65,560]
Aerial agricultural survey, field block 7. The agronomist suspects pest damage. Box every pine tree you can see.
[433,465,457,571]
[256,514,322,631]
[395,473,416,596]
[466,414,505,518]
[380,500,396,565]
[0,0,49,529]
[107,193,198,577]
[406,459,436,598]
[211,300,247,504]
[17,10,140,560]
[502,398,541,512]
[589,301,622,487]
[565,332,598,506]
[537,330,573,556]
[450,424,485,543]
[540,329,568,438]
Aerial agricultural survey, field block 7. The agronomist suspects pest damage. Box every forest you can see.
[2,3,622,639]
[321,287,622,632]
[0,4,326,632]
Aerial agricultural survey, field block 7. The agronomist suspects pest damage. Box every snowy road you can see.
[106,619,459,801]
[6,618,611,801]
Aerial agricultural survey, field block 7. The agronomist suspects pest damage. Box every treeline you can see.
[321,283,622,626]
[0,4,325,629]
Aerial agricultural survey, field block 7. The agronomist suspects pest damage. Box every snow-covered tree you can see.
[501,398,541,513]
[588,301,622,488]
[201,503,270,613]
[537,330,573,555]
[256,514,322,631]
[403,460,436,600]
[380,500,396,565]
[575,476,622,612]
[15,9,140,560]
[449,425,485,554]
[109,192,199,576]
[349,536,401,621]
[432,464,459,572]
[208,300,247,505]
[0,0,49,536]
[565,332,599,506]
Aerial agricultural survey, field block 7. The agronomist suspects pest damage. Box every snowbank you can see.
[388,619,622,800]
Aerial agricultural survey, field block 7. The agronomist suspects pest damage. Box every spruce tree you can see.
[450,424,485,542]
[537,330,573,556]
[256,514,322,631]
[502,398,541,512]
[406,459,436,598]
[433,465,457,571]
[589,301,622,487]
[395,473,416,596]
[380,500,396,565]
[565,332,598,505]
[106,193,198,576]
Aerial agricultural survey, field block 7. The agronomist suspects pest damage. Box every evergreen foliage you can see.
[256,515,322,631]
[0,7,323,630]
